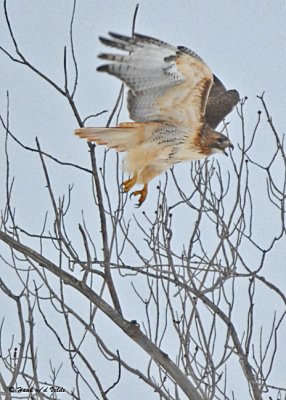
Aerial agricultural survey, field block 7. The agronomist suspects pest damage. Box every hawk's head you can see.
[201,126,234,157]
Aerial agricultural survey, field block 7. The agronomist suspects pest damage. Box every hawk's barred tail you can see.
[74,123,145,152]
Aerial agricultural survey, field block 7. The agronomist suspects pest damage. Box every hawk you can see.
[75,33,239,206]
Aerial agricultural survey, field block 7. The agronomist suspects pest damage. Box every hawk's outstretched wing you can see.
[97,32,213,129]
[205,75,240,129]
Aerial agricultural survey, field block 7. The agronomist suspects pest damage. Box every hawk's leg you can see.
[122,175,137,193]
[130,184,148,207]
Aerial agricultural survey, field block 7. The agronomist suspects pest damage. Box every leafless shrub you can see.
[0,2,285,400]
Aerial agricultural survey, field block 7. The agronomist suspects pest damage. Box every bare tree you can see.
[0,2,285,400]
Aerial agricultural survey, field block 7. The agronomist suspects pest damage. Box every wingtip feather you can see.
[108,31,130,41]
[96,65,109,73]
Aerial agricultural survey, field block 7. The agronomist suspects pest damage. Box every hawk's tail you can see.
[74,123,144,152]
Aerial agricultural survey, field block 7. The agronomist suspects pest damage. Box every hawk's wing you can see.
[205,75,240,129]
[97,33,213,128]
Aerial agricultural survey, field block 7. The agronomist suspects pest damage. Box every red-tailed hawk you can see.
[75,33,239,206]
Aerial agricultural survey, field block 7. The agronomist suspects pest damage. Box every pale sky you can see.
[0,1,285,399]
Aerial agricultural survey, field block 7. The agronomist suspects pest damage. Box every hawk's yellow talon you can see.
[122,175,137,193]
[130,185,148,206]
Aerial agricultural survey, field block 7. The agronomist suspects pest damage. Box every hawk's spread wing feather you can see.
[97,33,213,128]
[206,75,240,128]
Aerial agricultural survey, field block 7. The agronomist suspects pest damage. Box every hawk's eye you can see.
[217,138,224,143]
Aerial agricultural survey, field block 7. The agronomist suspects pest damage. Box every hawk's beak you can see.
[224,141,234,156]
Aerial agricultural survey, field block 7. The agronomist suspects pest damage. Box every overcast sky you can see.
[1,0,285,221]
[0,1,285,399]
